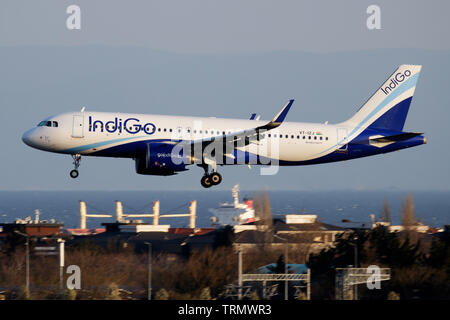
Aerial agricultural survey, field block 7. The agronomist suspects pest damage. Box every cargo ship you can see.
[209,185,255,226]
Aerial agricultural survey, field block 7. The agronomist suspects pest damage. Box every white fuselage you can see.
[23,111,342,163]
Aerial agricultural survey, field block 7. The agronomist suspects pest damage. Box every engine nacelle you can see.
[135,142,190,176]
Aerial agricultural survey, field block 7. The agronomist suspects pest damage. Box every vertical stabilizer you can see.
[343,65,422,132]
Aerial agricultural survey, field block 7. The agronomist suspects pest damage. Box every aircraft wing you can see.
[185,99,294,152]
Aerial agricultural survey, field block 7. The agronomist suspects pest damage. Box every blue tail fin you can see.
[343,65,422,133]
[368,96,413,131]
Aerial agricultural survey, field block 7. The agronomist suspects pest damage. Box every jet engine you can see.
[135,142,190,176]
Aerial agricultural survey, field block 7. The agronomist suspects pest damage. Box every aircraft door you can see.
[337,127,348,152]
[72,115,84,138]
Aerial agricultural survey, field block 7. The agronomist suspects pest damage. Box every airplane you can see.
[22,64,426,188]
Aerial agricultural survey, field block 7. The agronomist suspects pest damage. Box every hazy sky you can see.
[1,1,449,191]
[2,0,450,53]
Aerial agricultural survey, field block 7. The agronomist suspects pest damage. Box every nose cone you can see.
[22,129,32,146]
[22,128,39,148]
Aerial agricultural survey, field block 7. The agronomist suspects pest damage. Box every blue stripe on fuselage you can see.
[62,136,149,154]
[80,130,425,165]
[279,129,425,166]
[89,139,177,157]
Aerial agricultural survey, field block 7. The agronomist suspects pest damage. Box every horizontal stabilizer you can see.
[370,132,423,143]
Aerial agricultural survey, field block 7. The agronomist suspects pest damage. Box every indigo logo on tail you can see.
[380,70,411,96]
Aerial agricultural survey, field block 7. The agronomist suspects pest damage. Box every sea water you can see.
[0,190,448,229]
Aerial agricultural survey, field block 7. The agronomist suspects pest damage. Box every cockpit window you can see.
[37,121,56,127]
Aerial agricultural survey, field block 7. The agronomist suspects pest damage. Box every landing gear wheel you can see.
[70,169,79,179]
[201,175,213,188]
[70,154,82,179]
[210,172,222,185]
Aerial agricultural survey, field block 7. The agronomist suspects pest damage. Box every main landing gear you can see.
[199,164,222,188]
[70,154,81,179]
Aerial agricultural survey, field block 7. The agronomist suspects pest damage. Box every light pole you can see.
[274,234,289,300]
[238,246,242,300]
[342,219,366,300]
[349,241,358,300]
[144,242,152,300]
[341,220,361,300]
[58,239,65,298]
[343,230,359,300]
[14,230,30,296]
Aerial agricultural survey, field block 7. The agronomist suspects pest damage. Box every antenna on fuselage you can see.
[80,107,86,112]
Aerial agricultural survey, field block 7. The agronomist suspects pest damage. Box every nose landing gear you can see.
[70,154,81,179]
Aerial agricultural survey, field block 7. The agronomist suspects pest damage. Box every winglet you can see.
[256,99,294,131]
[271,99,294,124]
